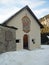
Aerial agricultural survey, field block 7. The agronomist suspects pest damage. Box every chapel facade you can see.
[2,5,43,51]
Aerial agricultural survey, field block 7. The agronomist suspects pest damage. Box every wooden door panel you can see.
[23,34,28,49]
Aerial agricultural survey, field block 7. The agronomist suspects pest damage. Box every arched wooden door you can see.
[23,34,28,49]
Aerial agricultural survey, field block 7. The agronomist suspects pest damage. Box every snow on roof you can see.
[0,45,49,65]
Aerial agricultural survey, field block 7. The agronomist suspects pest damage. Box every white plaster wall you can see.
[6,9,41,50]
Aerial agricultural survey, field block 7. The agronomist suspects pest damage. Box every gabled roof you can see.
[2,5,43,28]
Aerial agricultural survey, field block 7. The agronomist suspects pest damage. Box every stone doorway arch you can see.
[23,34,28,49]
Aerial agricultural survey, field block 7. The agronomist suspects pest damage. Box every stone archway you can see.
[23,34,28,49]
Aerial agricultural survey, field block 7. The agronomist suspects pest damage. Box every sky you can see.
[0,0,49,23]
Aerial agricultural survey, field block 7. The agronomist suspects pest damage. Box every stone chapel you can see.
[0,5,43,53]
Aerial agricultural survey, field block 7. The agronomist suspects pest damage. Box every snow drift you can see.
[0,45,49,65]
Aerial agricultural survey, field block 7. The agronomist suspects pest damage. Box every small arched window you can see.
[22,16,31,33]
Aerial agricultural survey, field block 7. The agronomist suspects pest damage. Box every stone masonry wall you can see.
[0,26,16,53]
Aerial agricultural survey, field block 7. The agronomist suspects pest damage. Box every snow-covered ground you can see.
[0,45,49,65]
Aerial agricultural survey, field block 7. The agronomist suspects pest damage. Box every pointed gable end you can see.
[2,5,43,28]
